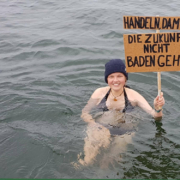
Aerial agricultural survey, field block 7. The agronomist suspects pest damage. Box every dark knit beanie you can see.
[104,59,128,83]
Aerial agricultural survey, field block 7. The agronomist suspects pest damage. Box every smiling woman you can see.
[77,59,165,166]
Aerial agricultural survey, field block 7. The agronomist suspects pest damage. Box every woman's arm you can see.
[81,88,103,124]
[81,99,97,124]
[133,90,165,120]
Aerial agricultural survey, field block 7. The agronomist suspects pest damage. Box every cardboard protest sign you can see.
[123,16,180,30]
[123,32,180,72]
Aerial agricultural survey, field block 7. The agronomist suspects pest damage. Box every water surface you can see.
[1,0,180,178]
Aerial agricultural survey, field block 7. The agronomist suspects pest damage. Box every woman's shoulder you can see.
[125,87,142,102]
[125,87,139,95]
[91,86,110,99]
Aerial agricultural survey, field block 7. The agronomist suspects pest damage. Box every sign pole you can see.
[156,16,161,96]
[157,71,161,96]
[156,28,161,96]
[157,28,162,109]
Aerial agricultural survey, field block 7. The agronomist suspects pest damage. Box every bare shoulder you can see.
[125,87,140,96]
[125,87,153,114]
[125,87,143,103]
[91,86,110,99]
[125,87,151,107]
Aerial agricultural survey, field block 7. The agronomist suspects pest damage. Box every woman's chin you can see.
[111,86,122,91]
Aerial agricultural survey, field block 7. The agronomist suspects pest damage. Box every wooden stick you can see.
[156,16,162,111]
[156,17,161,97]
[157,72,161,96]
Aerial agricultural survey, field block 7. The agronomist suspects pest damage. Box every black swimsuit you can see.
[96,87,135,135]
[97,87,134,113]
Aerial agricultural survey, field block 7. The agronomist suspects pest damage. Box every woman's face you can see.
[107,72,126,91]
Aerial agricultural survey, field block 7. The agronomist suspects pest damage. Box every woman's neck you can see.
[111,87,124,97]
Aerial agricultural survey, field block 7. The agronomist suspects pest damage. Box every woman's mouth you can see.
[113,84,120,86]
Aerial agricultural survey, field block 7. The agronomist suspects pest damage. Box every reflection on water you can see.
[123,120,180,179]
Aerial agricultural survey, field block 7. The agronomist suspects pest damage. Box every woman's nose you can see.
[113,77,118,81]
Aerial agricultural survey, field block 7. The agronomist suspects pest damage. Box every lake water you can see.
[1,0,180,179]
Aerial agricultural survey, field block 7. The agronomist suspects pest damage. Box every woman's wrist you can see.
[81,113,95,123]
[155,108,163,113]
[153,107,163,120]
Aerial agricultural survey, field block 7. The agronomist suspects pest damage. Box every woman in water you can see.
[78,59,165,166]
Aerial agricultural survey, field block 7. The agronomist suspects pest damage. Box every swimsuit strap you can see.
[96,88,111,111]
[122,88,128,113]
[103,88,111,111]
[104,88,111,100]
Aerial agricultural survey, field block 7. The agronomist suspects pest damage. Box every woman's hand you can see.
[153,92,165,120]
[154,92,165,110]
